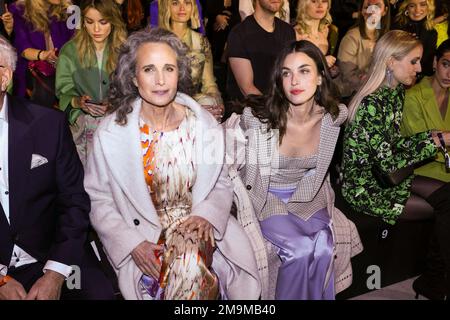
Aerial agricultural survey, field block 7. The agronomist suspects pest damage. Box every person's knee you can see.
[428,183,450,210]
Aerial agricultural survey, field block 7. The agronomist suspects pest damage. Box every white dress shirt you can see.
[0,96,72,278]
[239,0,290,23]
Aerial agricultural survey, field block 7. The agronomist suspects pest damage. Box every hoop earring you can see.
[404,10,409,16]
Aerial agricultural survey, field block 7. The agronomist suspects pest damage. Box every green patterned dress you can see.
[342,85,437,224]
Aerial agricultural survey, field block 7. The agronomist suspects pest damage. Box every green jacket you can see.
[342,85,437,224]
[401,77,450,182]
[55,40,111,124]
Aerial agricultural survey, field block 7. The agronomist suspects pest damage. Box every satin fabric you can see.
[259,187,335,300]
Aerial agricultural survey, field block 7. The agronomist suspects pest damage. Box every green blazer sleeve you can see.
[56,42,82,125]
[353,95,437,174]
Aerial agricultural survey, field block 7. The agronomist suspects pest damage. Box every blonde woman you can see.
[294,0,338,68]
[393,0,437,77]
[9,0,73,107]
[336,0,390,97]
[56,0,127,165]
[342,30,450,300]
[159,0,224,121]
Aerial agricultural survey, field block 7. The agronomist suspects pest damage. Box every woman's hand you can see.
[203,104,224,122]
[434,14,448,25]
[177,216,215,247]
[214,14,229,31]
[432,131,450,147]
[131,241,164,280]
[40,48,58,66]
[1,5,13,36]
[73,95,107,117]
[325,55,336,68]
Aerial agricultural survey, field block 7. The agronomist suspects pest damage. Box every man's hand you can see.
[0,277,27,300]
[25,270,65,300]
[131,241,163,280]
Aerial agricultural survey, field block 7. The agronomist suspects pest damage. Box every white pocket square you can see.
[31,154,48,169]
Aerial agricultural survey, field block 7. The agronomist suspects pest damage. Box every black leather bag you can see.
[371,164,414,188]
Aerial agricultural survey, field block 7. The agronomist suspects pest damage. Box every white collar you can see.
[0,95,8,123]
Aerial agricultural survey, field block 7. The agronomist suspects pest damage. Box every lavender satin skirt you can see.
[259,187,335,300]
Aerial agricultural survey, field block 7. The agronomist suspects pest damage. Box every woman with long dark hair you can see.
[225,40,362,300]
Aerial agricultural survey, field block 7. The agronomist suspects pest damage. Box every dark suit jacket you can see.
[0,95,90,269]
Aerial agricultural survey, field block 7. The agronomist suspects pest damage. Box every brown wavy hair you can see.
[243,40,340,142]
[108,27,194,126]
[125,0,145,30]
[74,0,127,74]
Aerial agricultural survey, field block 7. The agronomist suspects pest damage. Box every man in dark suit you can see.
[0,36,114,300]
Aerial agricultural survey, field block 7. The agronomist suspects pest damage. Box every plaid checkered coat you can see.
[224,104,363,299]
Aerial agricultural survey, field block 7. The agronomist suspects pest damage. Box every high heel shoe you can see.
[412,275,446,300]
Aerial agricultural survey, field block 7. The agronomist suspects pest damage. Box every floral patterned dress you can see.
[342,85,437,224]
[138,108,219,300]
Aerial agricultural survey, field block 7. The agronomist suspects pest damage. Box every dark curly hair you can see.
[108,27,194,126]
[242,40,340,142]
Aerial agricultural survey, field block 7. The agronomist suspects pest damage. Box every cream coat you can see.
[85,93,261,300]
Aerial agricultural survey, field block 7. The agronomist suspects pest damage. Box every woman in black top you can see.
[204,0,239,63]
[393,0,437,79]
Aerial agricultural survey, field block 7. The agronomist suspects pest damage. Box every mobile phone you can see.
[85,99,104,106]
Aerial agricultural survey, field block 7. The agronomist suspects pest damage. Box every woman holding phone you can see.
[56,0,126,165]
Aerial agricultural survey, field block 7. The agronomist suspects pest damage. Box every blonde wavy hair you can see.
[73,0,127,74]
[347,30,421,122]
[19,0,70,33]
[295,0,332,35]
[159,0,201,31]
[395,0,435,31]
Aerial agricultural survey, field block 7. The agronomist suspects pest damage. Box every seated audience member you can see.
[401,39,450,182]
[150,0,205,34]
[225,40,363,300]
[238,0,290,23]
[204,0,240,64]
[342,30,450,300]
[56,0,127,166]
[393,0,437,78]
[159,0,224,121]
[9,0,73,107]
[294,0,338,69]
[434,3,448,47]
[114,0,152,33]
[226,0,295,101]
[84,28,261,300]
[337,0,390,98]
[0,35,115,300]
